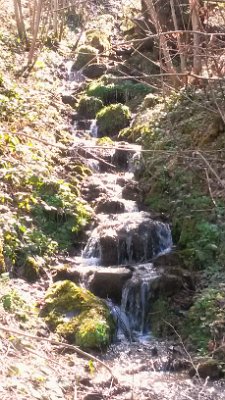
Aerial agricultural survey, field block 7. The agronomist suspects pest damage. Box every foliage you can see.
[41,280,114,349]
[76,95,103,119]
[1,288,31,322]
[185,288,225,355]
[96,103,131,137]
[149,297,179,337]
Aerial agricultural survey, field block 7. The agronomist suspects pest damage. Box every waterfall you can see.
[121,263,159,335]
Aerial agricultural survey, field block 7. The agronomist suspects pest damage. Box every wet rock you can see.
[82,63,107,79]
[112,146,131,170]
[73,45,98,70]
[89,267,132,302]
[95,197,125,214]
[61,94,76,107]
[189,359,223,380]
[151,274,183,297]
[99,235,119,266]
[81,177,107,202]
[95,212,172,266]
[122,180,142,202]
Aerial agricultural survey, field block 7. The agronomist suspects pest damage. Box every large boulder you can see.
[84,212,172,266]
[96,104,131,137]
[82,63,107,79]
[41,280,114,349]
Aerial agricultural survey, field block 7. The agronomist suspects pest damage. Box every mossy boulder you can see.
[76,95,103,119]
[22,256,42,282]
[85,29,110,52]
[96,103,131,137]
[73,45,98,70]
[87,78,152,110]
[41,280,114,349]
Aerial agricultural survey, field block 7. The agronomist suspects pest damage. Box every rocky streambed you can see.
[52,115,225,398]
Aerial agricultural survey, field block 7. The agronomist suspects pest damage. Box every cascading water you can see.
[75,123,173,339]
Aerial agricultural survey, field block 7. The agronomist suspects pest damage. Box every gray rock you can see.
[89,267,132,302]
[151,274,183,297]
[95,198,125,214]
[82,63,107,79]
[61,94,76,107]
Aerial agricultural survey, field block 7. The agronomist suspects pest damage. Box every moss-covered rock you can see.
[85,29,110,52]
[22,256,42,282]
[76,95,103,119]
[87,78,152,109]
[41,280,114,349]
[74,45,98,70]
[96,103,131,137]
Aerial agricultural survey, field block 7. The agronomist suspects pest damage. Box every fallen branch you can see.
[0,324,117,381]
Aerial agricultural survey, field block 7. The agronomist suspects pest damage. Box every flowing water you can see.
[62,61,225,400]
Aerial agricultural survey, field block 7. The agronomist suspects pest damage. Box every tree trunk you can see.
[28,0,44,65]
[13,0,27,44]
[190,0,202,75]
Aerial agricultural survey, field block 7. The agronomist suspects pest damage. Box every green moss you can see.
[31,178,90,250]
[74,45,98,70]
[42,280,114,349]
[87,78,152,108]
[96,103,131,137]
[76,95,103,119]
[85,29,110,52]
[96,136,114,146]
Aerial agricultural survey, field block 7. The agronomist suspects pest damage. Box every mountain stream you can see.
[58,61,225,400]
